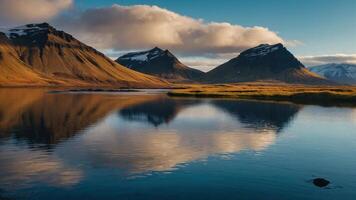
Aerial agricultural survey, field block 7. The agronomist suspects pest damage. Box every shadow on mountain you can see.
[212,100,301,133]
[0,88,161,148]
[119,97,201,127]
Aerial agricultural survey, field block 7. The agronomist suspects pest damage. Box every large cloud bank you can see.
[0,0,73,26]
[57,4,284,55]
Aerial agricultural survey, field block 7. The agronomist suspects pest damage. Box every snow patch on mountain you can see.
[243,44,282,57]
[122,53,149,62]
[1,24,48,39]
[119,47,165,63]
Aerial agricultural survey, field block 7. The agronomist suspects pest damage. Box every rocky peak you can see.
[119,47,177,63]
[151,47,163,52]
[116,47,204,81]
[3,23,76,47]
[240,43,284,58]
[5,23,52,39]
[234,43,304,72]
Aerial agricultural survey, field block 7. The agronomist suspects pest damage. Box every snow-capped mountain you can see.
[204,43,331,84]
[118,47,164,65]
[0,23,167,87]
[309,63,356,84]
[116,47,204,82]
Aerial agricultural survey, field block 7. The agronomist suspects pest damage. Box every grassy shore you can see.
[168,82,356,106]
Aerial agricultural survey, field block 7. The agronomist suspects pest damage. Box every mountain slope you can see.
[0,32,52,86]
[0,23,168,87]
[116,47,204,82]
[309,63,356,84]
[204,43,331,84]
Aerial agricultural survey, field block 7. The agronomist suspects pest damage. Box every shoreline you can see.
[167,84,356,106]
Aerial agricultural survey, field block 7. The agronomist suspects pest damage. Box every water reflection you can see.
[119,98,201,127]
[0,89,303,193]
[76,121,277,174]
[75,99,300,173]
[213,100,301,132]
[0,89,161,148]
[0,141,83,188]
[0,89,44,134]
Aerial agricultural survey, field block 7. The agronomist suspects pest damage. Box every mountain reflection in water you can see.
[0,89,160,147]
[212,100,300,132]
[119,98,201,127]
[0,89,301,190]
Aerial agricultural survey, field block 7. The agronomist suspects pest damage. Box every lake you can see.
[0,89,356,200]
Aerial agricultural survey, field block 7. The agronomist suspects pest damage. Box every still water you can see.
[0,89,356,200]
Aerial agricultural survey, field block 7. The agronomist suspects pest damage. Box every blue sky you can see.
[76,0,356,56]
[1,0,355,69]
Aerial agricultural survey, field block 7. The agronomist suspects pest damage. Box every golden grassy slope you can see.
[0,28,169,88]
[0,34,49,86]
[15,40,168,87]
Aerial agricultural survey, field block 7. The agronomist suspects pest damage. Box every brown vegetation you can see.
[168,82,356,106]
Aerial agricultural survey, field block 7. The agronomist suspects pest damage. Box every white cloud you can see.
[57,4,285,55]
[299,54,356,66]
[0,2,304,72]
[180,57,227,72]
[0,0,73,26]
[285,40,304,47]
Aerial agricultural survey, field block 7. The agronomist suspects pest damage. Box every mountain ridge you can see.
[203,43,332,85]
[0,23,168,87]
[116,47,204,82]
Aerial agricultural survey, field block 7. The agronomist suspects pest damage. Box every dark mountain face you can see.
[7,23,76,48]
[238,43,303,72]
[204,43,331,84]
[309,63,356,85]
[116,47,204,82]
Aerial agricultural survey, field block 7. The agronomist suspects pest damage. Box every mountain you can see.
[309,63,356,84]
[0,23,168,87]
[204,43,331,84]
[116,47,204,82]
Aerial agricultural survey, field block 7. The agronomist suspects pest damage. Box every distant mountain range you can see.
[0,23,341,86]
[309,63,356,85]
[116,47,204,82]
[203,44,331,84]
[0,23,167,87]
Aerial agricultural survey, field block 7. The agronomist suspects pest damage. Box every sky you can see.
[0,0,355,71]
